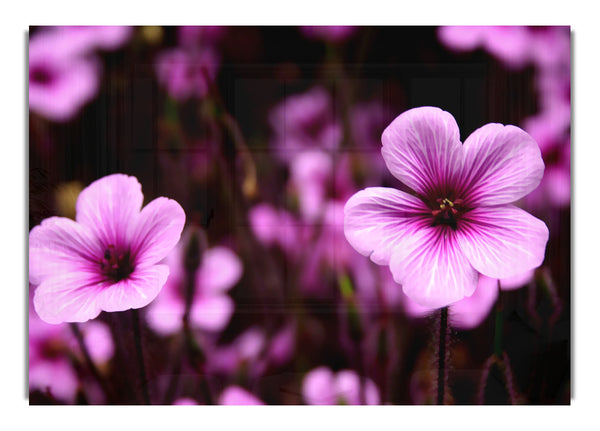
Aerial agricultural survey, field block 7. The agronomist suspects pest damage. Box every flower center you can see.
[431,197,464,230]
[29,64,56,85]
[100,245,134,282]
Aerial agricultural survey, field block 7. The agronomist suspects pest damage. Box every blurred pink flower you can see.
[349,102,396,185]
[207,324,294,377]
[290,150,333,221]
[219,386,265,405]
[29,174,186,324]
[146,237,242,335]
[402,271,533,329]
[29,306,115,402]
[302,366,380,405]
[269,87,342,160]
[520,29,570,211]
[249,204,310,257]
[29,29,100,122]
[155,47,219,100]
[207,326,267,376]
[28,26,133,122]
[56,26,134,52]
[300,26,357,43]
[344,107,548,308]
[438,26,531,68]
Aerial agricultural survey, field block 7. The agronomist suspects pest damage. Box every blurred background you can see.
[28,25,570,405]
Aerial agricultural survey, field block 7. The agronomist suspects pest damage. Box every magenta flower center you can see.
[29,63,57,85]
[430,197,465,230]
[100,244,134,282]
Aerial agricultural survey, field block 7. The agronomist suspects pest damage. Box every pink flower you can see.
[437,26,531,68]
[29,29,100,122]
[155,47,219,101]
[207,327,267,376]
[55,26,134,52]
[29,26,133,122]
[269,87,342,161]
[302,366,380,405]
[146,235,242,335]
[249,204,309,258]
[402,271,533,329]
[29,174,186,324]
[344,107,548,308]
[29,302,115,402]
[218,386,265,405]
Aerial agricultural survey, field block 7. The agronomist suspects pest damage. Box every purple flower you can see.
[344,107,549,308]
[29,174,186,324]
[302,366,380,405]
[146,236,242,335]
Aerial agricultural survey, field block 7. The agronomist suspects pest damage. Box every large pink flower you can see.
[29,174,186,324]
[344,107,548,308]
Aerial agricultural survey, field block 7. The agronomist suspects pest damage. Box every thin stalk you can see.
[69,323,114,401]
[131,309,150,404]
[437,307,448,405]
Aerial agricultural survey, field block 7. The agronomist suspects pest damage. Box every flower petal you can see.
[302,367,336,405]
[195,247,243,295]
[219,386,265,405]
[29,217,103,285]
[381,107,463,196]
[75,174,144,249]
[457,205,549,279]
[96,264,170,313]
[344,187,430,266]
[449,275,499,329]
[190,295,234,332]
[33,270,107,324]
[458,124,544,206]
[334,370,380,405]
[145,288,184,336]
[130,197,186,267]
[389,226,479,308]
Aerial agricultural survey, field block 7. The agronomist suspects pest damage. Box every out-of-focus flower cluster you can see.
[438,26,571,213]
[28,26,570,405]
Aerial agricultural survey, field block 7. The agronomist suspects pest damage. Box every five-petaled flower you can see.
[344,107,549,308]
[29,174,186,324]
